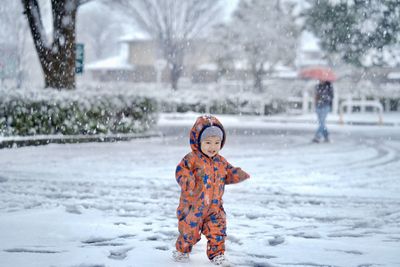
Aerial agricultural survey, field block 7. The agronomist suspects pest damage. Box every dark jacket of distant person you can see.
[315,81,334,108]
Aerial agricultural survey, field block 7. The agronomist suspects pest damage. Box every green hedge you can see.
[158,98,284,115]
[0,90,158,136]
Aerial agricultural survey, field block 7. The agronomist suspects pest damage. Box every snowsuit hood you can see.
[189,115,226,153]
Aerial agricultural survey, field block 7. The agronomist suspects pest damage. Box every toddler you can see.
[172,115,250,265]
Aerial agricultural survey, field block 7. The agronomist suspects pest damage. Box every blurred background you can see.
[1,1,399,132]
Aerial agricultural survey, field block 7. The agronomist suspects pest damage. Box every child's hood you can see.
[190,115,226,152]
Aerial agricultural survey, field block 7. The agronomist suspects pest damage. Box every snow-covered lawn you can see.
[1,114,400,267]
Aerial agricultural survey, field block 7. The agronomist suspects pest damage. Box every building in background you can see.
[86,32,400,113]
[86,34,224,84]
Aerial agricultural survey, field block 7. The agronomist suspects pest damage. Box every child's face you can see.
[200,136,222,158]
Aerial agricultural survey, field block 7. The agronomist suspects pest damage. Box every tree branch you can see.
[21,0,50,63]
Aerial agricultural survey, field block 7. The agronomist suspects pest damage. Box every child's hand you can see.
[226,165,250,184]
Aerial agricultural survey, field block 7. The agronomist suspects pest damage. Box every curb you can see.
[0,131,164,149]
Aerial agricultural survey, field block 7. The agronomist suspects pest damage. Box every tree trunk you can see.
[22,0,77,89]
[163,41,185,90]
[170,63,182,90]
[252,63,264,92]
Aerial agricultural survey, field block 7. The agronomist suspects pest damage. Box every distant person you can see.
[172,115,250,265]
[312,80,334,143]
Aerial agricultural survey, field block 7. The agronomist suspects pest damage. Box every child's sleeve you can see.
[225,161,250,184]
[176,154,196,191]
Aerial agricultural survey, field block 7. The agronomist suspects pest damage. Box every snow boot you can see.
[211,254,231,266]
[172,250,189,263]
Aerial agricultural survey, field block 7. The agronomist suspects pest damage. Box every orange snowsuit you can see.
[175,115,250,259]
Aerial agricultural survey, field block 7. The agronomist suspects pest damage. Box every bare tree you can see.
[109,0,223,90]
[21,0,92,89]
[215,0,299,92]
[77,4,123,62]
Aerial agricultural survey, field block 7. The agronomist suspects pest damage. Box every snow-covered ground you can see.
[1,113,400,267]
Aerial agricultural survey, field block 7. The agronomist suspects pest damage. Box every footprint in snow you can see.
[227,235,243,245]
[155,245,169,251]
[114,222,128,226]
[108,246,134,260]
[327,232,365,238]
[82,237,125,247]
[268,235,285,246]
[82,237,114,244]
[118,234,136,239]
[65,205,82,214]
[243,260,275,267]
[383,236,400,242]
[146,235,161,241]
[246,213,260,220]
[292,232,321,239]
[4,248,63,254]
[326,248,363,255]
[247,253,276,259]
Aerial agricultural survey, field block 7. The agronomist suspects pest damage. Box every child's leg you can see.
[202,208,227,259]
[175,213,202,253]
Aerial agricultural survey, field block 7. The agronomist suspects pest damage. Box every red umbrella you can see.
[299,67,337,82]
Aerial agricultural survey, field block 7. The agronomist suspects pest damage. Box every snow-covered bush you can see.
[0,89,157,136]
[71,81,301,115]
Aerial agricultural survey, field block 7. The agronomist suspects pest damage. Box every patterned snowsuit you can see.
[175,115,250,259]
